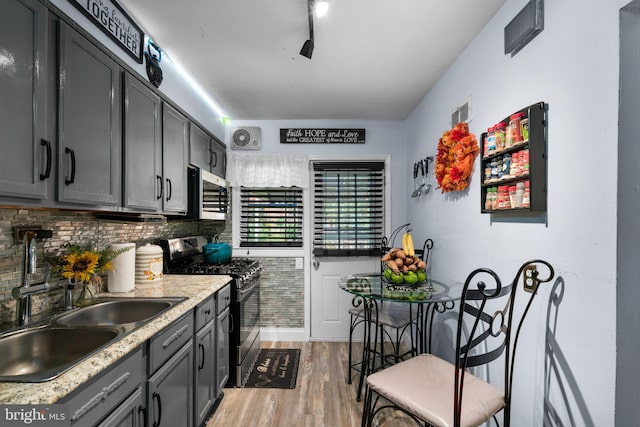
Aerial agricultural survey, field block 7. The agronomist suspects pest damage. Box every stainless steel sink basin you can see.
[0,297,185,383]
[53,299,179,328]
[0,327,121,382]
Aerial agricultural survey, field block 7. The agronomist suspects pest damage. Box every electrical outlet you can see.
[295,257,304,269]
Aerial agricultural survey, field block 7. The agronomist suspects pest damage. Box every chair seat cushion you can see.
[366,354,505,427]
[349,303,416,329]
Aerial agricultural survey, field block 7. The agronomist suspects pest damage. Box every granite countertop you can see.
[0,274,232,405]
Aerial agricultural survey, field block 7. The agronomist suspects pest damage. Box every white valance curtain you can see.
[226,153,309,189]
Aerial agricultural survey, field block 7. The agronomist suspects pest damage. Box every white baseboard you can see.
[260,327,307,342]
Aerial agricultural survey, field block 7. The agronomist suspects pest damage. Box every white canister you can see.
[107,243,136,292]
[135,243,164,285]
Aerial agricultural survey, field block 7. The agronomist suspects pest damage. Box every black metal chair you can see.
[362,259,555,427]
[347,229,434,399]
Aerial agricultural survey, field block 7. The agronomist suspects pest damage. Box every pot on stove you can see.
[203,242,232,264]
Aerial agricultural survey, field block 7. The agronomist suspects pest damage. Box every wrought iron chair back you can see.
[362,259,555,427]
[453,260,554,427]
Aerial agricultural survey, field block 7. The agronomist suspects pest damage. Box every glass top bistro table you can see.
[339,272,463,401]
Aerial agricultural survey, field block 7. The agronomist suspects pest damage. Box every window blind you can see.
[313,162,385,256]
[239,187,303,247]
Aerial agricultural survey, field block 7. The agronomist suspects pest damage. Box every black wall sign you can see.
[280,128,366,144]
[68,0,144,63]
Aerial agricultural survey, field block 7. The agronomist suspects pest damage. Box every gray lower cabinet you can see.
[147,341,194,427]
[194,319,215,426]
[123,72,162,211]
[58,22,121,206]
[215,286,231,398]
[194,295,215,426]
[96,387,145,427]
[0,0,50,201]
[147,313,195,427]
[60,346,145,427]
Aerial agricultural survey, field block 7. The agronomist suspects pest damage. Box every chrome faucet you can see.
[12,228,53,326]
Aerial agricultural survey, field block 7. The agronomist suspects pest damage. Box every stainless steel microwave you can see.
[185,166,229,220]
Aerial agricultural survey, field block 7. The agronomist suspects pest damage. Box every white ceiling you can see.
[121,0,506,120]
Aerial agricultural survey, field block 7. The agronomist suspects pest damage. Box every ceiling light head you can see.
[300,39,314,59]
[314,0,329,18]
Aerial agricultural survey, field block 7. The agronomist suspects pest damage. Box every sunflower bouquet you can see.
[50,244,132,305]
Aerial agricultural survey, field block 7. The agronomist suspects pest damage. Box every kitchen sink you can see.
[0,297,185,382]
[53,298,183,329]
[0,327,121,382]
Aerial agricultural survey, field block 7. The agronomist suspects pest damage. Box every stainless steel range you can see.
[159,236,261,387]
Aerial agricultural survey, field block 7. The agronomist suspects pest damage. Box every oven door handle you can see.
[238,281,259,297]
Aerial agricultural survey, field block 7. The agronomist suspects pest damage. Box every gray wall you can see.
[617,2,640,424]
[404,0,626,425]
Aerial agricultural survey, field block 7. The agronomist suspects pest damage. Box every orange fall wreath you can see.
[435,122,479,193]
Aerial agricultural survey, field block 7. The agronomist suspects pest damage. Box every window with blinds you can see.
[312,161,385,257]
[239,187,303,247]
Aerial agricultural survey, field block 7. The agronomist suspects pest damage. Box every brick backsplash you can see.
[0,207,228,323]
[259,257,303,328]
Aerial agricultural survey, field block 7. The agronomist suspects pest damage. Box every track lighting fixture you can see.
[314,0,329,18]
[300,0,328,59]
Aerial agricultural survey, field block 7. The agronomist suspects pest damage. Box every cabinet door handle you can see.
[70,372,130,422]
[152,392,162,427]
[64,147,76,185]
[156,175,163,200]
[161,324,189,349]
[198,343,205,370]
[204,308,211,316]
[138,406,147,427]
[165,178,172,202]
[208,148,213,169]
[211,151,218,168]
[40,139,51,180]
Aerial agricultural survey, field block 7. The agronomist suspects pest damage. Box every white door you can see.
[310,256,378,341]
[309,159,387,341]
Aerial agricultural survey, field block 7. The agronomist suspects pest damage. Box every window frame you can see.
[238,186,304,248]
[312,160,386,257]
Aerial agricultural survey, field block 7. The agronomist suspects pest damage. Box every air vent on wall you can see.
[451,98,471,127]
[231,127,261,150]
[505,0,544,57]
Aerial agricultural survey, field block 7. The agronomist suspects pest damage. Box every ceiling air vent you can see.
[231,127,261,150]
[504,0,544,57]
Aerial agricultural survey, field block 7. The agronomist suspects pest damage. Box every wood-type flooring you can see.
[206,341,417,427]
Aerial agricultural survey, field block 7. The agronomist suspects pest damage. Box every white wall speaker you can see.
[231,127,261,150]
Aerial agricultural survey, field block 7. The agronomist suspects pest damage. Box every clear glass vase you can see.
[72,278,97,307]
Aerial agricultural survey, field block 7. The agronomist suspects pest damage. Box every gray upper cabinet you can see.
[189,123,211,171]
[162,103,188,214]
[58,22,121,206]
[123,73,187,214]
[123,73,162,211]
[189,124,226,178]
[0,0,50,200]
[210,139,226,178]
